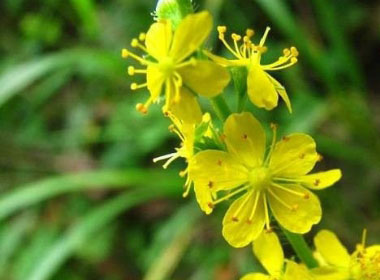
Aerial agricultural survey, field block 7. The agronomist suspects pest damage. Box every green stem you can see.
[230,67,248,113]
[281,227,318,268]
[210,95,231,121]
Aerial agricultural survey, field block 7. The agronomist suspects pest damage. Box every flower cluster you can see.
[119,5,376,279]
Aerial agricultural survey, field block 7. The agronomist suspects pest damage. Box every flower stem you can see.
[281,227,318,268]
[210,95,231,121]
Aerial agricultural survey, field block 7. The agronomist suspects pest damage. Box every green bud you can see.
[155,0,193,28]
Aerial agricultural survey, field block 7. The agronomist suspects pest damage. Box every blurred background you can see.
[0,0,379,279]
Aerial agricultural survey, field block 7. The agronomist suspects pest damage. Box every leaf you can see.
[0,168,182,222]
[26,184,180,280]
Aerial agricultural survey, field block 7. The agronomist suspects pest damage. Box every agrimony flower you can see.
[190,112,341,247]
[242,231,313,280]
[153,93,212,198]
[312,229,380,280]
[206,26,298,112]
[122,11,230,114]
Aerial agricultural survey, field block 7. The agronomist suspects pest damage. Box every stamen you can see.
[259,26,271,47]
[162,153,181,169]
[153,152,178,163]
[232,33,243,58]
[212,185,250,205]
[264,123,278,166]
[267,188,296,211]
[231,190,252,222]
[247,191,261,223]
[182,174,192,198]
[263,194,271,230]
[246,29,254,38]
[128,66,147,76]
[136,96,153,114]
[131,38,149,53]
[175,57,197,69]
[139,33,146,41]
[130,82,147,90]
[217,26,241,58]
[121,48,150,65]
[271,182,310,199]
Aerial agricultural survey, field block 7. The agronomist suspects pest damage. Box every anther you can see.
[317,154,324,162]
[290,46,299,56]
[246,29,254,37]
[217,25,227,33]
[232,216,239,222]
[290,57,298,63]
[179,170,187,177]
[130,83,138,90]
[128,66,135,76]
[231,33,242,41]
[121,49,129,58]
[136,103,148,114]
[283,48,291,56]
[207,202,214,209]
[131,38,139,47]
[139,33,146,41]
[202,113,211,123]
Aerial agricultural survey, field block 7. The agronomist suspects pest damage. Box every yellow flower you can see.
[153,95,211,198]
[206,26,298,112]
[241,231,313,280]
[312,229,380,280]
[121,11,230,114]
[189,112,341,247]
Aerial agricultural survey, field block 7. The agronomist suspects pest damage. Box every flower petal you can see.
[169,87,202,123]
[267,74,292,113]
[147,65,166,100]
[253,231,284,277]
[170,11,212,62]
[223,112,266,168]
[314,230,350,268]
[247,66,278,110]
[222,192,265,248]
[269,133,319,177]
[145,20,172,59]
[241,273,270,280]
[193,177,214,215]
[311,267,350,280]
[283,261,313,280]
[178,60,230,97]
[268,184,321,233]
[300,169,342,190]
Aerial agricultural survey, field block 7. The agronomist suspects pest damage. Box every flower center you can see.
[248,167,271,191]
[159,57,175,77]
[351,249,380,280]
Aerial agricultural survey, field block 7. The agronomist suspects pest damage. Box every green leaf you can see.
[0,168,182,222]
[26,184,180,280]
[156,0,193,28]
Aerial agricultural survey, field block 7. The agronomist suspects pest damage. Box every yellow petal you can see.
[170,11,212,62]
[240,273,270,280]
[147,65,166,100]
[268,184,321,233]
[178,60,230,97]
[253,231,284,276]
[193,176,214,215]
[269,133,319,177]
[311,267,350,280]
[145,20,172,59]
[222,192,265,248]
[300,169,342,190]
[168,87,202,123]
[267,74,292,113]
[247,65,278,110]
[190,150,248,191]
[314,230,350,268]
[223,112,266,168]
[283,261,313,280]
